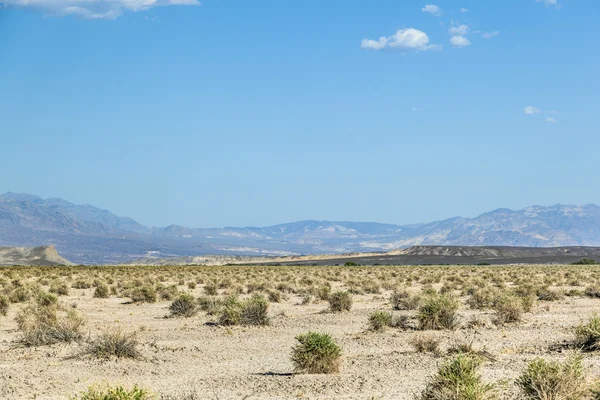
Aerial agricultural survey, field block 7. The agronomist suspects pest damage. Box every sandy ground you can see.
[1,283,600,399]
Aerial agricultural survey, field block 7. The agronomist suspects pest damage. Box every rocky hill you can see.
[2,192,600,264]
[0,245,73,266]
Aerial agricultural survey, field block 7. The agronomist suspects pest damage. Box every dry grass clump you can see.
[85,330,141,359]
[409,335,441,354]
[574,315,600,351]
[291,331,342,374]
[169,293,197,318]
[492,294,524,325]
[73,384,152,399]
[516,354,587,400]
[328,291,352,312]
[15,292,84,346]
[417,353,496,400]
[390,290,420,310]
[418,293,459,330]
[128,286,157,303]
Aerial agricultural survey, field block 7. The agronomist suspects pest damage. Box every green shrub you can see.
[328,291,352,312]
[50,282,69,296]
[85,330,141,359]
[418,293,459,330]
[218,295,242,326]
[536,287,564,301]
[418,353,496,400]
[73,384,152,400]
[584,286,600,298]
[516,354,587,400]
[197,296,222,315]
[72,280,92,289]
[368,310,393,332]
[168,293,197,317]
[291,332,342,374]
[574,315,600,351]
[344,261,358,266]
[573,258,597,265]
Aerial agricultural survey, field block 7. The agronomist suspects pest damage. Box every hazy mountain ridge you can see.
[1,192,600,264]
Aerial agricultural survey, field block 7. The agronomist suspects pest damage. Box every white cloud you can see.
[422,4,442,16]
[449,24,469,36]
[482,31,499,39]
[536,0,558,6]
[524,105,541,115]
[545,117,557,123]
[1,0,199,19]
[361,28,442,52]
[460,8,469,13]
[449,36,471,48]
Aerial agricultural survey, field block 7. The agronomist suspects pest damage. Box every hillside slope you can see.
[0,245,74,266]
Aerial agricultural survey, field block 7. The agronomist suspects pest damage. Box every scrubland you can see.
[2,264,600,399]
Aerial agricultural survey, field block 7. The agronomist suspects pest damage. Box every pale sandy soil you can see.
[1,276,600,399]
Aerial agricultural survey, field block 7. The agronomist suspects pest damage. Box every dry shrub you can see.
[16,298,84,346]
[409,335,441,354]
[85,329,141,359]
[94,283,110,298]
[169,293,197,317]
[0,294,8,316]
[493,294,523,325]
[391,290,420,310]
[328,291,352,312]
[291,331,342,374]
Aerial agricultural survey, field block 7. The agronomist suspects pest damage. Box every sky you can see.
[0,0,599,228]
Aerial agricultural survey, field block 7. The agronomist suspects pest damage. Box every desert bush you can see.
[417,353,496,400]
[368,310,393,332]
[516,354,587,400]
[72,280,92,289]
[49,282,69,296]
[204,283,218,296]
[537,287,564,301]
[187,282,196,290]
[574,314,600,351]
[0,294,8,316]
[291,331,342,374]
[240,294,270,326]
[584,286,600,298]
[409,335,441,354]
[94,283,110,298]
[467,288,497,310]
[128,286,157,303]
[85,330,141,359]
[73,384,152,400]
[328,291,352,312]
[418,293,459,330]
[16,300,84,346]
[316,284,331,301]
[156,284,179,301]
[391,290,420,310]
[197,296,222,315]
[169,293,197,317]
[267,290,282,303]
[493,294,524,325]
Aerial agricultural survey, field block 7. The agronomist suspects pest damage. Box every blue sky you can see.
[1,0,598,228]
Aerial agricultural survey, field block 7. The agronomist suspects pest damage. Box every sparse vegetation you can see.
[84,330,141,359]
[418,293,459,330]
[328,291,352,312]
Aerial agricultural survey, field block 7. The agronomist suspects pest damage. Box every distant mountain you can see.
[1,192,600,264]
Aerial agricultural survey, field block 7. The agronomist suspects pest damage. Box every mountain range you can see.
[1,192,600,264]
